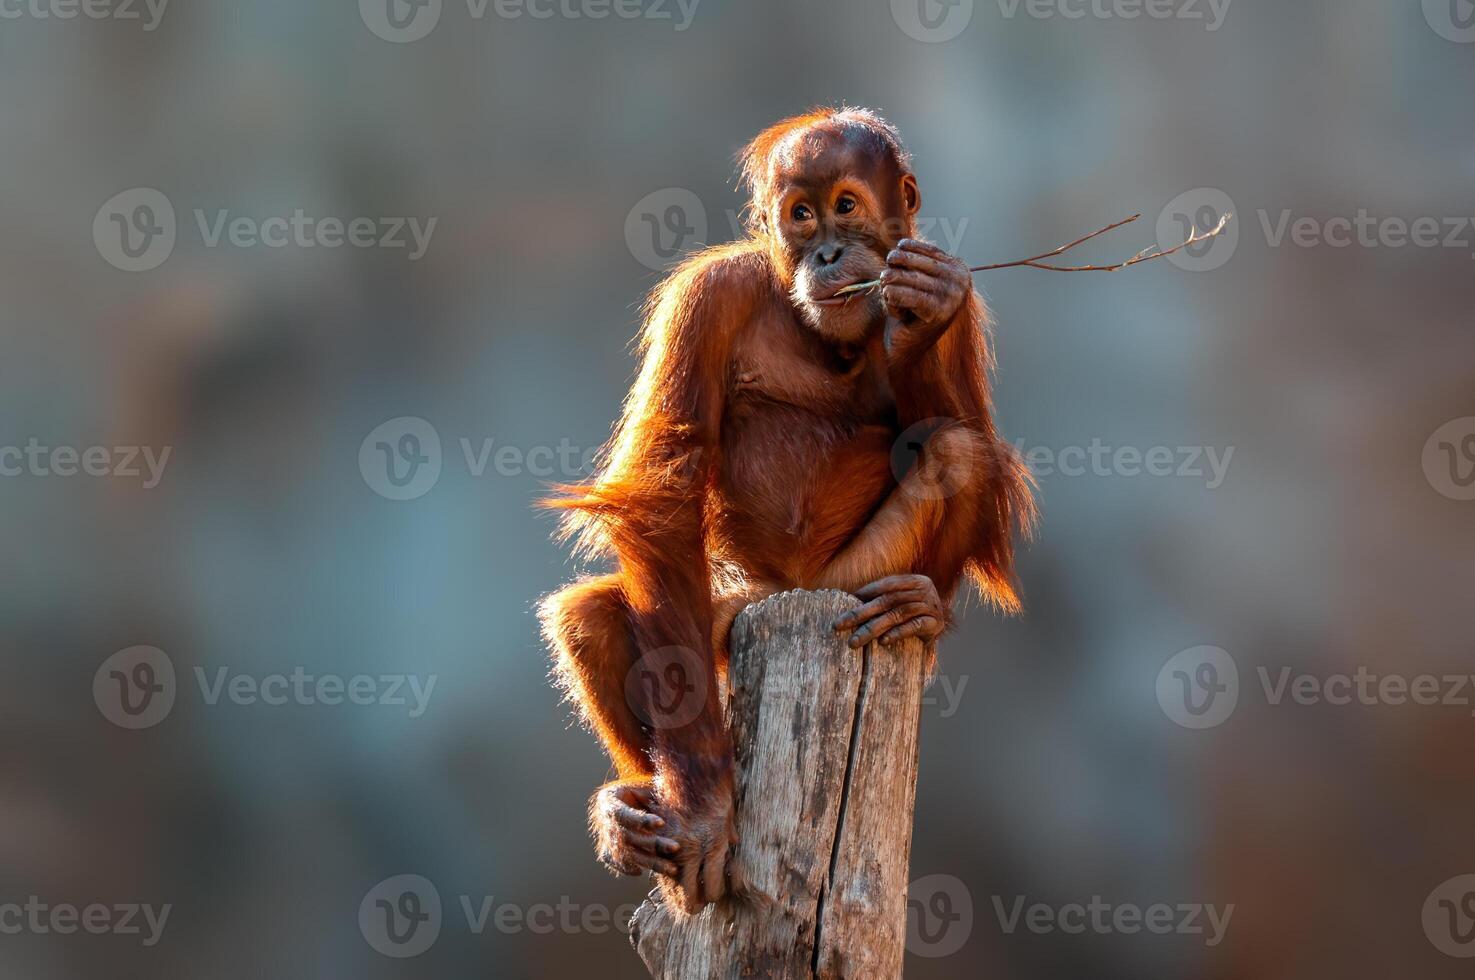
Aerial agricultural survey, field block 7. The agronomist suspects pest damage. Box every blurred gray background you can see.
[1,0,1473,976]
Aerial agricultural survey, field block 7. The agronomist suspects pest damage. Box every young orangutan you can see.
[541,107,1033,913]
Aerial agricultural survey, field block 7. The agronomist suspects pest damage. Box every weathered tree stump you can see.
[629,589,929,979]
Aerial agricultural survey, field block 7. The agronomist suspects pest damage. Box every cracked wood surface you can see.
[630,589,928,979]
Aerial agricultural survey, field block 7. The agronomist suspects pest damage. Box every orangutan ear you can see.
[900,174,921,216]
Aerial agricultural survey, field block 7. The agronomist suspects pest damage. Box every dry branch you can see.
[835,210,1235,296]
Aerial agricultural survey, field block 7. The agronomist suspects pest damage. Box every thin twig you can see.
[833,211,1234,296]
[967,212,1144,272]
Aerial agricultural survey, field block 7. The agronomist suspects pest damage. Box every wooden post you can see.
[629,589,929,980]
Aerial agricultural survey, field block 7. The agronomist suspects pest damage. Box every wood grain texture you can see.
[630,589,928,980]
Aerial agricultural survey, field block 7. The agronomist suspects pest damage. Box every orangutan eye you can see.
[835,196,857,215]
[792,204,814,222]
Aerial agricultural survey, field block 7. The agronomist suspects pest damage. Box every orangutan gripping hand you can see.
[830,573,946,649]
[880,238,973,368]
